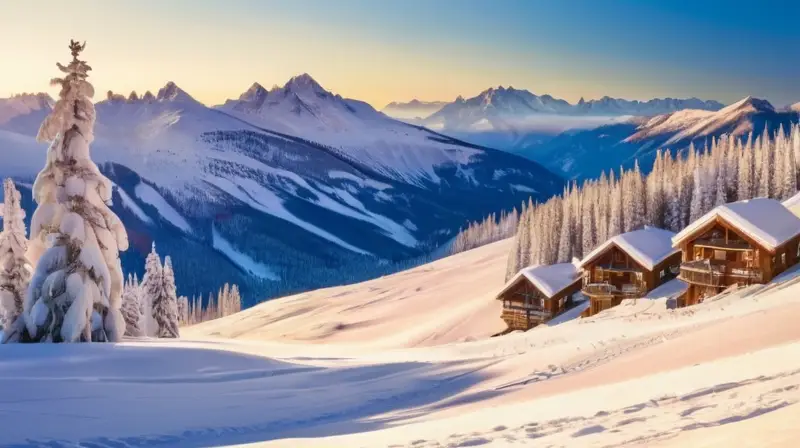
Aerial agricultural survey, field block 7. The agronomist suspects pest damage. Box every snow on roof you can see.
[782,191,800,217]
[672,198,800,251]
[579,226,678,271]
[497,262,581,299]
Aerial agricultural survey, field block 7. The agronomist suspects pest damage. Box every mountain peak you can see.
[283,73,324,93]
[722,96,774,114]
[156,81,194,102]
[240,82,269,102]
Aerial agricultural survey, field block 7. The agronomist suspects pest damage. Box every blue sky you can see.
[2,0,798,107]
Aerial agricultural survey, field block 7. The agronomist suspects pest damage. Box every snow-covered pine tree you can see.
[783,136,797,199]
[581,186,596,256]
[120,274,142,337]
[557,191,573,263]
[0,179,32,343]
[176,296,189,325]
[773,126,786,199]
[517,201,532,267]
[153,255,179,338]
[24,41,129,343]
[689,168,706,223]
[230,284,242,313]
[793,124,800,186]
[141,242,163,336]
[219,283,231,317]
[505,226,521,281]
[595,171,609,244]
[608,172,623,238]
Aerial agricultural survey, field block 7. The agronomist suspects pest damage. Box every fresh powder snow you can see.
[3,238,800,446]
[580,226,678,271]
[499,262,581,298]
[673,198,800,250]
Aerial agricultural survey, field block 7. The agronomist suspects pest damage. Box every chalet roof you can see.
[579,226,678,271]
[672,198,800,251]
[783,191,800,217]
[497,262,581,299]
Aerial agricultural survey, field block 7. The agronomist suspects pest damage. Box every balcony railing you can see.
[692,238,753,251]
[582,282,646,298]
[502,305,551,318]
[501,308,552,330]
[679,259,762,287]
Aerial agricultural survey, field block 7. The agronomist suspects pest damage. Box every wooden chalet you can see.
[672,198,800,307]
[579,227,682,316]
[496,262,583,331]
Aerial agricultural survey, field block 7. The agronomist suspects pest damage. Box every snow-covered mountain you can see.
[419,87,724,151]
[423,86,575,132]
[0,77,563,305]
[0,93,54,135]
[791,102,800,113]
[574,96,724,116]
[381,99,447,120]
[423,87,724,132]
[521,96,799,180]
[217,74,503,186]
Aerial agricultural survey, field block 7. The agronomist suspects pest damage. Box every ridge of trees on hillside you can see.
[450,209,519,255]
[450,124,800,279]
[506,124,800,279]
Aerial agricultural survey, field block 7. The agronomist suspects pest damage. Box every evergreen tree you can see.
[0,179,32,343]
[557,193,573,262]
[121,274,143,337]
[142,243,164,336]
[581,186,596,257]
[608,172,623,238]
[783,137,797,199]
[176,296,189,325]
[230,284,242,313]
[24,41,129,343]
[153,256,180,338]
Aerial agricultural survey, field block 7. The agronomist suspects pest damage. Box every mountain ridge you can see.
[0,74,563,306]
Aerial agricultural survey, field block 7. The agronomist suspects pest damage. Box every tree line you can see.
[450,124,800,280]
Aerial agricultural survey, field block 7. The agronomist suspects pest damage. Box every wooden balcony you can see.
[501,307,552,331]
[582,282,646,299]
[693,238,753,251]
[679,259,762,288]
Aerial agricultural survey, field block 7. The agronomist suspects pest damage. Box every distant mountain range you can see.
[520,96,799,180]
[386,86,725,150]
[381,100,448,120]
[0,74,563,306]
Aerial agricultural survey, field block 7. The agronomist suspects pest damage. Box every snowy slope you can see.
[184,238,513,347]
[0,81,562,303]
[4,239,800,447]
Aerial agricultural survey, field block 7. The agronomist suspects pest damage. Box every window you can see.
[714,250,726,261]
[659,269,666,279]
[781,253,787,266]
[796,243,800,258]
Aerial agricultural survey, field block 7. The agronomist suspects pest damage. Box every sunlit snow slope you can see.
[3,242,800,447]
